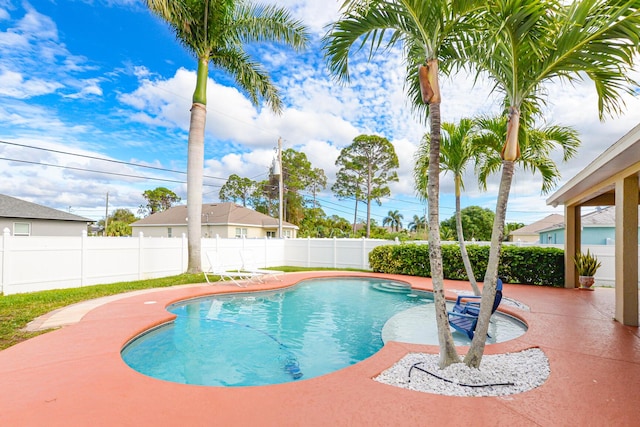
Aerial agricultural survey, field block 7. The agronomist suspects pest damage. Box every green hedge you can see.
[369,243,564,287]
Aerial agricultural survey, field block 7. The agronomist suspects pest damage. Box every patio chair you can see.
[452,278,503,316]
[239,250,284,282]
[447,278,503,339]
[204,251,261,287]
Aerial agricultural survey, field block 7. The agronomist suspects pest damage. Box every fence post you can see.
[181,233,187,272]
[333,237,337,268]
[138,232,144,280]
[362,237,367,270]
[307,237,311,267]
[81,230,87,287]
[263,236,268,267]
[1,227,9,294]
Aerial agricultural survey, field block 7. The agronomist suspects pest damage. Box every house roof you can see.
[546,123,640,207]
[537,206,632,233]
[131,202,298,229]
[0,194,92,222]
[509,214,564,236]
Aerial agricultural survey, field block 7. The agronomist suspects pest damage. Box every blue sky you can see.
[1,0,639,227]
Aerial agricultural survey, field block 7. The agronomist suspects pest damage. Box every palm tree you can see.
[143,0,309,273]
[325,0,484,368]
[473,115,580,195]
[383,210,404,232]
[414,118,482,296]
[408,214,426,233]
[462,0,640,367]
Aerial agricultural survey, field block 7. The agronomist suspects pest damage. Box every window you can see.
[283,229,292,238]
[235,228,248,238]
[13,222,31,236]
[266,231,276,238]
[167,227,172,238]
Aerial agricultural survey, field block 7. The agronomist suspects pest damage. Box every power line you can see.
[0,139,227,181]
[0,157,220,187]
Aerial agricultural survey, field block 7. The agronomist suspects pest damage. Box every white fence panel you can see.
[582,245,616,287]
[284,238,335,268]
[83,235,144,285]
[137,234,187,281]
[3,235,83,294]
[283,238,398,269]
[200,237,285,270]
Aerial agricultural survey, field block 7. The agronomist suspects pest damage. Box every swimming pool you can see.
[121,278,526,387]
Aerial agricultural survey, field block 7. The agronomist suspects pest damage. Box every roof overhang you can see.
[546,123,640,208]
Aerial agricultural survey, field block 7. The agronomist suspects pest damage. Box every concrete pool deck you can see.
[1,271,639,426]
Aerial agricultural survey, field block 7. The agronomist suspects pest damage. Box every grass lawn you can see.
[0,267,367,351]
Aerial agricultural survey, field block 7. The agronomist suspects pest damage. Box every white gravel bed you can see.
[374,348,549,397]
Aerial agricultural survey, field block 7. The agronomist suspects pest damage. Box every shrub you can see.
[369,243,564,287]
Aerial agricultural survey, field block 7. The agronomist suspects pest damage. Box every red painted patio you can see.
[1,272,639,426]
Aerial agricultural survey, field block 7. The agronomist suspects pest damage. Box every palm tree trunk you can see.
[426,77,460,367]
[455,175,480,295]
[464,159,515,367]
[186,102,206,273]
[186,57,209,274]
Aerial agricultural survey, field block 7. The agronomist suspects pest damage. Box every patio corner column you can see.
[565,205,581,288]
[615,175,639,326]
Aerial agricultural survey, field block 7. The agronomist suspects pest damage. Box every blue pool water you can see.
[121,278,526,387]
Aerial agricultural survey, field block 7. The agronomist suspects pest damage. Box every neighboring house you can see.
[538,206,637,245]
[131,202,299,238]
[508,214,564,243]
[0,194,92,236]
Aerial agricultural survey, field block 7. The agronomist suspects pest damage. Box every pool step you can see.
[371,282,412,294]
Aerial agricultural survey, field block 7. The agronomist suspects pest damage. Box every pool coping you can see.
[2,271,639,426]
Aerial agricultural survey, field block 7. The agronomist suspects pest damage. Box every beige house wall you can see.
[508,233,539,243]
[132,224,293,239]
[0,218,88,236]
[132,225,188,238]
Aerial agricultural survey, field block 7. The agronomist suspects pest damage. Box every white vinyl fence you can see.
[0,229,395,295]
[0,228,628,295]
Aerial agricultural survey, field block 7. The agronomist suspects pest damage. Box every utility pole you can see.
[277,137,284,238]
[104,192,109,236]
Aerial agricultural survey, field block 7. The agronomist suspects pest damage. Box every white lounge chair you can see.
[239,250,284,282]
[204,251,261,287]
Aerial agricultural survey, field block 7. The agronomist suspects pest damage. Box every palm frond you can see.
[472,114,580,194]
[233,3,310,51]
[213,47,283,113]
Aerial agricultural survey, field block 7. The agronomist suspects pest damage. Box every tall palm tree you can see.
[414,118,482,295]
[324,0,484,368]
[143,0,309,273]
[408,214,427,234]
[462,0,640,367]
[383,209,404,232]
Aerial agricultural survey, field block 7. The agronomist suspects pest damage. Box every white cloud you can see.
[270,0,340,35]
[0,136,161,219]
[0,69,63,98]
[17,3,58,41]
[64,79,103,99]
[0,27,27,48]
[390,138,419,196]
